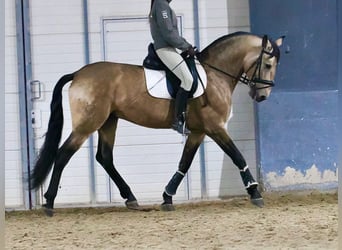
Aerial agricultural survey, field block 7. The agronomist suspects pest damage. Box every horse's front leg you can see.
[208,128,264,207]
[161,133,205,211]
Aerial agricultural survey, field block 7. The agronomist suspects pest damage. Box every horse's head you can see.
[243,35,284,102]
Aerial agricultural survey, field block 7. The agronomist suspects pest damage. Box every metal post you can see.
[0,0,5,241]
[15,0,36,209]
[193,0,201,50]
[337,0,342,230]
[82,0,97,204]
[193,0,208,199]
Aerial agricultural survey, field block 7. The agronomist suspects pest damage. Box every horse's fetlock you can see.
[162,191,173,205]
[247,185,262,199]
[43,198,54,210]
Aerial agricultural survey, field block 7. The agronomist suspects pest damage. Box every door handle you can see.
[30,80,42,100]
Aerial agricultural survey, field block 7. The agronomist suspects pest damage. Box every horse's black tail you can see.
[30,73,74,190]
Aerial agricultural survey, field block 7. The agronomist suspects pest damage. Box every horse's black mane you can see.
[199,31,253,56]
[198,31,280,62]
[206,31,252,49]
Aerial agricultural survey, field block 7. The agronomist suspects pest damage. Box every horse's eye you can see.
[265,64,272,69]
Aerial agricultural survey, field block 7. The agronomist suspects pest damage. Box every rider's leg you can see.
[156,47,193,135]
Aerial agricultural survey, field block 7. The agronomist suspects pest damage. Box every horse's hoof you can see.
[125,200,140,210]
[42,204,54,217]
[247,185,264,208]
[44,208,54,217]
[251,198,264,208]
[160,203,175,212]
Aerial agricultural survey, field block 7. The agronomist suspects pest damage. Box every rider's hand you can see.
[187,46,197,57]
[181,46,197,58]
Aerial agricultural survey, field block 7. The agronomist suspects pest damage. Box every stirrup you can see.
[172,120,190,135]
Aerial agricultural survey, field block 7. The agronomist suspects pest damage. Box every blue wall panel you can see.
[256,91,338,188]
[249,0,338,190]
[249,0,338,92]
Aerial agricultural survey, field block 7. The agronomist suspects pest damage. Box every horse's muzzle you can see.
[249,88,267,102]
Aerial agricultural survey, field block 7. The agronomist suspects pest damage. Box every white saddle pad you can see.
[144,62,207,99]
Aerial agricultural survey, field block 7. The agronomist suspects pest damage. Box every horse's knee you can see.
[95,151,103,165]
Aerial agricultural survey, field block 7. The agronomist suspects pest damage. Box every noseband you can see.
[198,37,279,90]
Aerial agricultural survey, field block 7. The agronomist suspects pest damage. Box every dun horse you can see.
[30,32,283,216]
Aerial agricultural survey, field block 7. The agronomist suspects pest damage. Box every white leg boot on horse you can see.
[161,133,205,211]
[208,128,264,208]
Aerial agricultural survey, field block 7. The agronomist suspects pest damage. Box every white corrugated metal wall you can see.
[5,0,24,208]
[5,0,255,209]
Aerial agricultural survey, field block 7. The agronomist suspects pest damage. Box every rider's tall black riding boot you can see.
[172,87,191,135]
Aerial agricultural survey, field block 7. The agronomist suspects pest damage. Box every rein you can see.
[198,47,275,90]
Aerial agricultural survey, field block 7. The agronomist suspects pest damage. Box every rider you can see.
[149,0,197,135]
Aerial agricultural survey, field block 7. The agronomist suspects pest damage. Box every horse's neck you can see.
[202,45,244,90]
[202,36,260,86]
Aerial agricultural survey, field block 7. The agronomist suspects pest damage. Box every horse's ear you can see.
[262,35,268,49]
[275,36,285,47]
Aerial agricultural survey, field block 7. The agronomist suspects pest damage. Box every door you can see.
[100,17,191,203]
[29,0,92,206]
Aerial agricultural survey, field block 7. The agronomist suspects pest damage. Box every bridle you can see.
[240,48,276,89]
[197,36,279,90]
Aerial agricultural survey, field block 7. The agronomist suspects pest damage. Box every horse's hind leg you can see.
[43,132,88,216]
[96,114,138,209]
[208,129,264,207]
[161,132,205,211]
